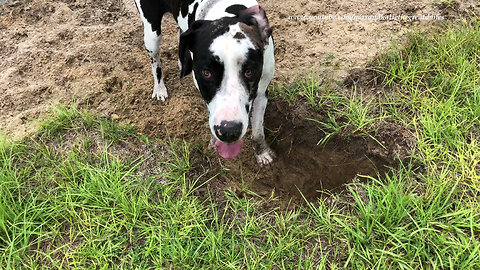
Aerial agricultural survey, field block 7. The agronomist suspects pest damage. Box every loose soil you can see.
[197,100,397,202]
[1,0,477,201]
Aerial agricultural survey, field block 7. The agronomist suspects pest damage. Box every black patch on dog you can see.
[138,0,167,35]
[242,48,264,101]
[225,4,247,16]
[156,66,162,81]
[194,55,225,103]
[179,20,210,78]
[168,0,196,18]
[138,0,196,34]
[188,3,199,27]
[233,32,246,39]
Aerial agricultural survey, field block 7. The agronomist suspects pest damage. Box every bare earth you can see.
[1,0,477,200]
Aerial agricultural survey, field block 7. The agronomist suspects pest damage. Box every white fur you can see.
[256,148,275,165]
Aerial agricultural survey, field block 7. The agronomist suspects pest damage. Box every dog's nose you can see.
[214,121,243,143]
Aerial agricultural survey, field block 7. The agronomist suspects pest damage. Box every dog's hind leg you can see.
[135,0,168,101]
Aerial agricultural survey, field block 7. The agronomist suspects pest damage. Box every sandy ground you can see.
[2,0,470,139]
[1,0,477,199]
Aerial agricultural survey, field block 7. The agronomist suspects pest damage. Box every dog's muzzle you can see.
[213,120,244,159]
[214,120,243,143]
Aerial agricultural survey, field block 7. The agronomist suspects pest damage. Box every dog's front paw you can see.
[152,82,168,102]
[255,148,275,165]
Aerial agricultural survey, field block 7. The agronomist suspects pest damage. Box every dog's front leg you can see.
[135,0,168,101]
[251,95,275,165]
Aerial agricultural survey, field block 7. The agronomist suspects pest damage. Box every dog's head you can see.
[178,5,272,158]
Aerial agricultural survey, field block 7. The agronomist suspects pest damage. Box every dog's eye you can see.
[244,69,253,78]
[202,69,211,79]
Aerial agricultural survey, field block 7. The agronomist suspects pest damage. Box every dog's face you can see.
[179,6,271,158]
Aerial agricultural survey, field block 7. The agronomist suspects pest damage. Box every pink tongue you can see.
[215,140,244,159]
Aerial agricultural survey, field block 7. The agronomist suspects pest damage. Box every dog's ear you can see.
[179,20,207,78]
[239,5,272,46]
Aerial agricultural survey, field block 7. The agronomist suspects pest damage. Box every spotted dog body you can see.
[135,0,275,165]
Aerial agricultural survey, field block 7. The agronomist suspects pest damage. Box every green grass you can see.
[272,74,387,145]
[1,19,480,269]
[0,107,333,269]
[276,19,480,268]
[374,19,480,186]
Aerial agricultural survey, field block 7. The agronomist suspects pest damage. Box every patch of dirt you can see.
[190,100,398,203]
[0,0,474,202]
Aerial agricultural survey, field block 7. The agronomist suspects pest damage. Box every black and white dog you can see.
[135,0,275,165]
